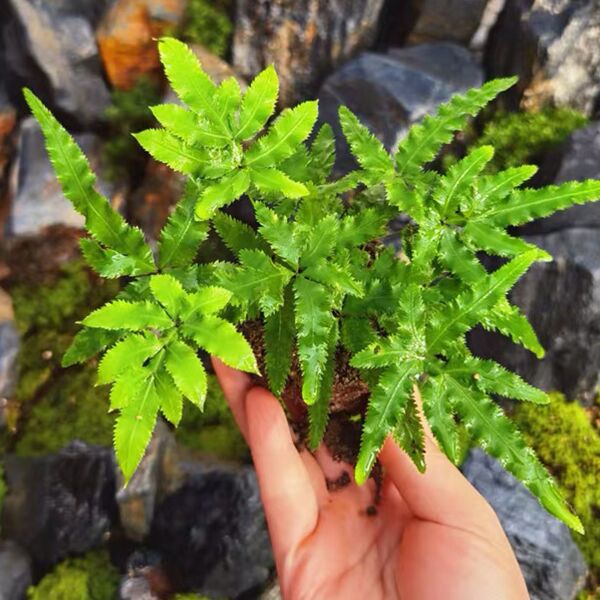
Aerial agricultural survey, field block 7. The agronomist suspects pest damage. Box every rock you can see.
[6,117,115,238]
[1,0,111,127]
[486,0,600,115]
[116,421,175,542]
[260,581,282,600]
[119,576,160,600]
[233,0,386,106]
[119,550,169,599]
[0,68,17,209]
[1,441,118,572]
[0,541,32,600]
[318,43,483,173]
[406,0,489,46]
[522,121,600,234]
[470,227,600,405]
[0,288,19,430]
[149,459,273,598]
[97,0,187,90]
[462,448,587,600]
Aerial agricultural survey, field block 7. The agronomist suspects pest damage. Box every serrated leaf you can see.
[165,340,208,407]
[307,123,335,183]
[150,274,186,317]
[438,229,485,285]
[338,208,387,247]
[299,214,338,267]
[195,169,250,220]
[250,167,308,199]
[350,335,410,369]
[237,64,279,140]
[181,286,232,319]
[294,276,336,404]
[339,105,393,175]
[83,300,172,331]
[340,317,377,354]
[182,315,258,373]
[448,375,582,533]
[216,77,242,123]
[134,129,209,175]
[395,77,516,178]
[62,328,123,367]
[264,284,295,395]
[110,366,149,411]
[245,101,318,167]
[80,238,146,279]
[355,361,421,484]
[254,202,302,266]
[303,259,364,297]
[98,332,162,385]
[151,103,197,142]
[154,367,183,426]
[158,183,209,269]
[393,390,426,473]
[212,211,268,258]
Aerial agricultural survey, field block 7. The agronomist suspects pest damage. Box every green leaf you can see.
[299,214,338,267]
[393,391,425,473]
[83,300,172,331]
[435,146,494,216]
[421,375,461,464]
[134,129,208,175]
[158,37,230,138]
[428,251,540,353]
[307,124,335,183]
[80,239,146,279]
[263,285,295,395]
[165,340,207,407]
[150,103,197,142]
[449,375,582,533]
[98,332,162,385]
[293,276,336,404]
[195,169,250,220]
[217,249,293,316]
[254,202,302,266]
[62,328,123,367]
[338,105,393,175]
[150,274,186,317]
[158,183,209,269]
[340,317,377,354]
[245,101,318,167]
[110,366,149,412]
[250,167,308,198]
[350,335,410,369]
[182,315,258,373]
[477,180,600,227]
[303,259,364,297]
[23,88,153,265]
[237,64,279,140]
[438,229,485,285]
[355,361,421,484]
[395,77,516,178]
[212,211,268,257]
[181,286,232,319]
[338,208,387,247]
[155,367,184,426]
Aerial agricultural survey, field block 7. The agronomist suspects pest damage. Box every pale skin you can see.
[213,359,529,600]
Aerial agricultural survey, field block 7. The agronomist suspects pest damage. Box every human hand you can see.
[213,359,529,600]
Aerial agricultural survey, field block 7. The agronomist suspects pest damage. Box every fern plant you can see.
[25,37,600,534]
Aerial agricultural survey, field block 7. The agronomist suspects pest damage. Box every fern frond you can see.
[250,167,308,199]
[303,259,364,297]
[307,124,335,183]
[80,239,145,279]
[299,214,338,267]
[254,202,302,266]
[62,328,123,367]
[155,367,183,426]
[181,286,232,319]
[195,169,250,220]
[149,274,186,317]
[212,212,268,258]
[237,64,279,140]
[165,339,208,407]
[393,389,425,473]
[83,300,172,331]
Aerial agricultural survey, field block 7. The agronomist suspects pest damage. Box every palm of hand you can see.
[213,360,528,600]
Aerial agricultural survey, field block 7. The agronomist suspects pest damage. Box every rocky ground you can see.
[0,0,599,598]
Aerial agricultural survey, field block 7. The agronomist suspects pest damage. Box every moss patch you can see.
[176,374,248,462]
[512,393,600,585]
[179,0,233,58]
[27,550,119,600]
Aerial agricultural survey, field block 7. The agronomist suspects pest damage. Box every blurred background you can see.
[0,0,598,598]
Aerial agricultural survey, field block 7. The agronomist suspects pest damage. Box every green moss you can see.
[179,0,233,58]
[443,107,588,174]
[512,393,600,580]
[176,374,248,462]
[102,77,162,182]
[27,550,119,600]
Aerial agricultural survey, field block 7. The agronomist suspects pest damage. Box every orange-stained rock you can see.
[96,0,187,90]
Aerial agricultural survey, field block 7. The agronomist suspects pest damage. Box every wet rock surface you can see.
[6,117,114,238]
[1,0,112,127]
[318,43,482,173]
[486,0,600,115]
[149,460,273,598]
[462,449,588,600]
[233,0,386,106]
[0,541,32,600]
[1,441,118,572]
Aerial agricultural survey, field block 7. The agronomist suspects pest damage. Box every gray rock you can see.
[470,227,600,404]
[486,0,600,115]
[0,541,32,600]
[407,0,489,45]
[318,44,483,173]
[0,289,20,430]
[522,121,600,234]
[149,459,273,598]
[1,0,111,126]
[462,448,587,600]
[233,0,385,106]
[118,550,165,600]
[7,117,114,237]
[116,421,175,542]
[119,577,159,600]
[1,441,118,571]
